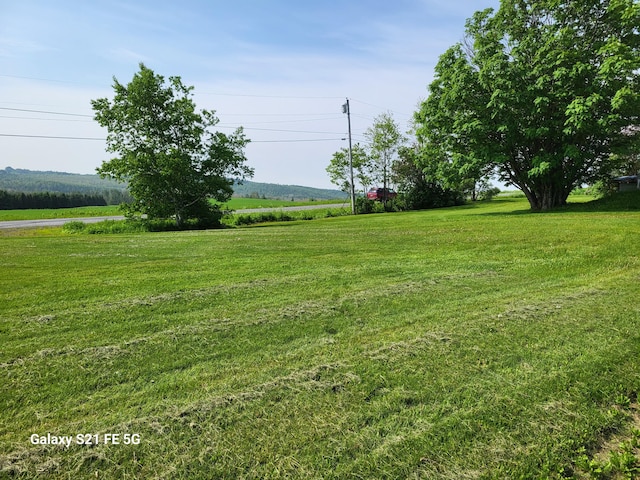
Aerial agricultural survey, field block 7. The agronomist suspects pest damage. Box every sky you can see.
[0,0,500,190]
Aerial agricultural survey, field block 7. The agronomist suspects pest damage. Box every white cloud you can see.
[0,37,52,57]
[0,0,500,188]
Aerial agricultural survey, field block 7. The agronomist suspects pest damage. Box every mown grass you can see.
[1,194,640,478]
[0,205,122,221]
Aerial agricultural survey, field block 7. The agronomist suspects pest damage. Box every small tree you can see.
[92,64,253,228]
[365,113,405,203]
[326,143,372,195]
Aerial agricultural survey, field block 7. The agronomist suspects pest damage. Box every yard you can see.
[1,195,639,478]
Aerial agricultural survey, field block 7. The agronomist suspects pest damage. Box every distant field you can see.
[222,197,348,210]
[0,197,348,221]
[1,196,639,478]
[0,205,122,221]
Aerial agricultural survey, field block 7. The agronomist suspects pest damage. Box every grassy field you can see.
[1,195,639,478]
[0,198,348,222]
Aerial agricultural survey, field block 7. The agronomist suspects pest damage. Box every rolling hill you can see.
[0,167,345,201]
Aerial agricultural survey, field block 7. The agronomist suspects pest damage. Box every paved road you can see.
[0,203,350,229]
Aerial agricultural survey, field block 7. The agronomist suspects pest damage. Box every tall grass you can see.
[1,195,639,478]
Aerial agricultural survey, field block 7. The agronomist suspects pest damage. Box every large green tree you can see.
[415,0,640,210]
[92,64,253,227]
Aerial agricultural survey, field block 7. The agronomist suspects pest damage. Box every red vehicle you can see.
[366,187,397,201]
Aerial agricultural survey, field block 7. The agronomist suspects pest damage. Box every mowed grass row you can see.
[1,197,639,478]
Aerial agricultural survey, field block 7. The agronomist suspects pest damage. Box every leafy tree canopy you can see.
[326,143,372,194]
[92,64,253,227]
[414,0,640,210]
[364,113,405,202]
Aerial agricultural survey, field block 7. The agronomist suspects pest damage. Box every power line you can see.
[251,138,342,143]
[0,107,344,124]
[218,116,343,125]
[0,107,93,118]
[215,112,338,117]
[0,133,105,140]
[218,125,345,135]
[0,133,342,143]
[0,115,92,123]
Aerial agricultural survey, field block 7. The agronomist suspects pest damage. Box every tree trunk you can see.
[175,211,185,228]
[523,184,570,211]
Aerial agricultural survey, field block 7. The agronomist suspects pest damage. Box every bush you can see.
[478,187,501,201]
[226,208,350,226]
[355,197,388,214]
[62,221,87,233]
[232,211,294,226]
[584,180,615,198]
[63,216,224,234]
[399,184,465,210]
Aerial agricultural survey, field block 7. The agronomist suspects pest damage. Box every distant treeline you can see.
[233,180,345,201]
[0,189,132,210]
[0,167,345,202]
[0,167,129,195]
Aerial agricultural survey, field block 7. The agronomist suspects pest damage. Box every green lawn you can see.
[0,205,122,221]
[1,196,639,478]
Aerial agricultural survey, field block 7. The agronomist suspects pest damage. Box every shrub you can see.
[355,197,378,214]
[62,221,87,233]
[63,216,224,234]
[399,184,465,210]
[478,187,501,201]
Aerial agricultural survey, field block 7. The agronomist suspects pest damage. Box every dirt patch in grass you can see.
[574,402,640,479]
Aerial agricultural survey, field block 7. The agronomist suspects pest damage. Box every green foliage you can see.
[365,112,405,198]
[392,146,467,209]
[0,167,130,198]
[62,216,221,234]
[0,190,107,210]
[60,220,86,233]
[415,0,640,211]
[63,219,157,234]
[574,423,640,480]
[0,168,344,204]
[0,168,132,206]
[477,185,501,201]
[92,64,253,228]
[231,180,344,201]
[355,196,378,214]
[399,184,465,210]
[326,143,372,195]
[228,207,349,226]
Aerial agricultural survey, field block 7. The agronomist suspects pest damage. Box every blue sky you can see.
[0,0,500,189]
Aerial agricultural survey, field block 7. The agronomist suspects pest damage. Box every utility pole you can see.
[342,98,356,215]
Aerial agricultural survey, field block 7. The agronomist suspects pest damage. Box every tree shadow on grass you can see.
[480,191,640,216]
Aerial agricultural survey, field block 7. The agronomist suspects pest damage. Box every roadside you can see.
[0,203,349,229]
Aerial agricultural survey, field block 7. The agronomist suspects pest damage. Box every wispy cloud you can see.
[105,47,153,65]
[0,37,53,57]
[0,0,500,187]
